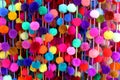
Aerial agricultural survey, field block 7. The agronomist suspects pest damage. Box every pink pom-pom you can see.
[81,0,90,7]
[0,17,6,26]
[67,46,75,55]
[81,42,90,51]
[89,49,99,58]
[9,63,19,72]
[22,40,31,49]
[95,36,104,44]
[68,26,76,35]
[58,43,67,53]
[2,59,11,68]
[48,63,56,71]
[34,37,43,45]
[30,21,40,31]
[72,18,81,26]
[49,9,58,18]
[89,28,99,37]
[114,13,120,22]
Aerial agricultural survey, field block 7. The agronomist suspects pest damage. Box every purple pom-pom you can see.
[1,68,8,75]
[23,58,32,66]
[29,2,39,14]
[2,42,10,51]
[21,3,29,11]
[67,66,75,76]
[73,0,81,5]
[112,52,120,62]
[81,20,89,29]
[8,29,17,39]
[44,13,54,23]
[101,65,110,74]
[39,27,48,35]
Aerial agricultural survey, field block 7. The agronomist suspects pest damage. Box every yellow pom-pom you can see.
[30,65,37,72]
[110,71,119,78]
[86,31,93,39]
[39,64,47,73]
[75,71,81,77]
[16,18,22,23]
[15,2,21,11]
[49,46,57,54]
[0,51,8,59]
[104,30,114,40]
[8,12,17,20]
[20,32,28,40]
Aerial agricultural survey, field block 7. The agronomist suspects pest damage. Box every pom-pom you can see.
[35,0,42,5]
[49,9,58,18]
[49,46,57,54]
[0,1,6,8]
[17,60,24,66]
[2,59,11,68]
[58,25,67,34]
[39,64,47,73]
[15,2,22,11]
[44,33,54,42]
[64,13,72,22]
[45,52,54,61]
[48,63,56,71]
[73,0,81,6]
[0,25,9,34]
[21,3,29,11]
[37,73,43,79]
[67,46,75,55]
[39,45,47,54]
[96,15,104,23]
[112,52,120,62]
[88,68,96,77]
[39,27,48,35]
[110,71,119,78]
[8,4,16,12]
[49,28,57,36]
[81,42,90,51]
[8,29,17,39]
[3,75,12,80]
[32,60,41,69]
[98,0,105,2]
[72,38,81,48]
[18,76,25,80]
[93,73,101,80]
[0,8,8,17]
[103,48,112,57]
[72,18,81,26]
[0,17,6,26]
[89,28,99,37]
[58,43,67,53]
[65,54,72,63]
[113,32,120,42]
[45,71,54,79]
[104,30,114,40]
[59,4,67,13]
[67,66,75,75]
[81,20,90,29]
[22,21,30,30]
[20,32,29,40]
[56,57,64,64]
[29,2,39,14]
[96,8,104,15]
[58,62,67,72]
[22,40,30,49]
[34,37,43,45]
[2,42,10,51]
[90,9,100,18]
[101,65,110,74]
[67,3,77,13]
[81,0,90,7]
[44,13,54,23]
[72,58,81,67]
[30,41,40,53]
[104,11,114,20]
[8,12,17,20]
[68,26,76,35]
[23,58,32,66]
[10,63,18,72]
[38,6,48,15]
[57,18,63,26]
[114,13,120,22]
[80,60,89,72]
[95,36,104,44]
[89,49,99,58]
[30,21,40,31]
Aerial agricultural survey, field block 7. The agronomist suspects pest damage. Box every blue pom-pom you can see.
[91,0,98,9]
[1,68,8,75]
[81,20,90,29]
[12,78,17,80]
[23,58,32,66]
[67,66,75,76]
[29,2,39,14]
[39,27,48,35]
[32,60,41,69]
[21,3,29,11]
[64,13,72,22]
[0,8,8,17]
[58,62,67,72]
[57,18,63,26]
[45,52,54,61]
[59,4,67,13]
[17,60,24,66]
[35,0,42,5]
[29,28,35,34]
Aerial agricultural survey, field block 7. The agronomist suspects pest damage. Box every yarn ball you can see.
[67,46,75,55]
[8,12,17,20]
[39,45,47,54]
[88,68,96,77]
[90,9,100,18]
[73,0,81,5]
[113,32,120,42]
[44,33,54,42]
[3,75,12,80]
[38,6,48,15]
[10,63,18,72]
[104,30,114,40]
[50,9,58,18]
[89,49,99,58]
[58,62,67,72]
[58,43,67,53]
[45,71,54,79]
[0,25,9,34]
[2,59,11,68]
[32,60,41,69]
[22,40,30,49]
[81,20,90,29]
[37,73,43,79]
[80,60,89,72]
[111,52,120,62]
[114,13,120,22]
[21,3,29,11]
[44,13,54,23]
[58,4,67,13]
[30,21,40,31]
[8,29,17,39]
[64,13,72,22]
[58,25,67,34]
[93,73,101,80]
[81,0,90,7]
[0,17,6,26]
[104,11,114,20]
[72,18,81,26]
[39,64,47,73]
[0,8,8,17]
[57,18,63,26]
[89,28,99,37]
[72,58,81,67]
[15,2,22,11]
[30,41,40,53]
[81,42,90,51]
[72,38,81,48]
[48,63,56,71]
[103,48,112,57]
[95,36,104,44]
[56,57,64,64]
[49,28,57,36]
[2,42,10,51]
[96,15,104,23]
[67,3,77,13]
[22,21,30,30]
[45,52,54,61]
[29,2,39,14]
[67,66,75,76]
[101,65,110,74]
[68,26,76,35]
[49,46,57,54]
[23,58,32,66]
[20,32,29,40]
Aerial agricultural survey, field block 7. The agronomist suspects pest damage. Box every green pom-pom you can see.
[78,13,83,19]
[37,73,43,79]
[8,4,16,12]
[49,28,57,36]
[22,21,30,30]
[96,15,104,23]
[72,38,81,48]
[93,73,101,80]
[38,6,48,15]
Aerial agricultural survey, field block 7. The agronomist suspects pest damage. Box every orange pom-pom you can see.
[110,62,120,71]
[39,45,48,54]
[18,76,25,80]
[0,25,9,34]
[103,48,112,57]
[44,33,54,42]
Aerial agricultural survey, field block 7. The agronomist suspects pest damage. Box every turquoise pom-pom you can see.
[32,60,41,69]
[72,38,81,48]
[22,21,30,30]
[49,28,57,36]
[58,62,67,72]
[45,52,54,61]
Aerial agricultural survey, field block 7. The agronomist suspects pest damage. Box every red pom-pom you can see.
[80,60,89,72]
[25,75,32,80]
[65,54,73,63]
[94,56,103,63]
[103,48,112,57]
[98,0,105,2]
[15,23,22,32]
[30,42,40,53]
[104,11,114,20]
[71,76,81,80]
[79,7,86,15]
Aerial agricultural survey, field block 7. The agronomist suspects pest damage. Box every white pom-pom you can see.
[113,32,120,42]
[67,3,77,13]
[90,9,100,18]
